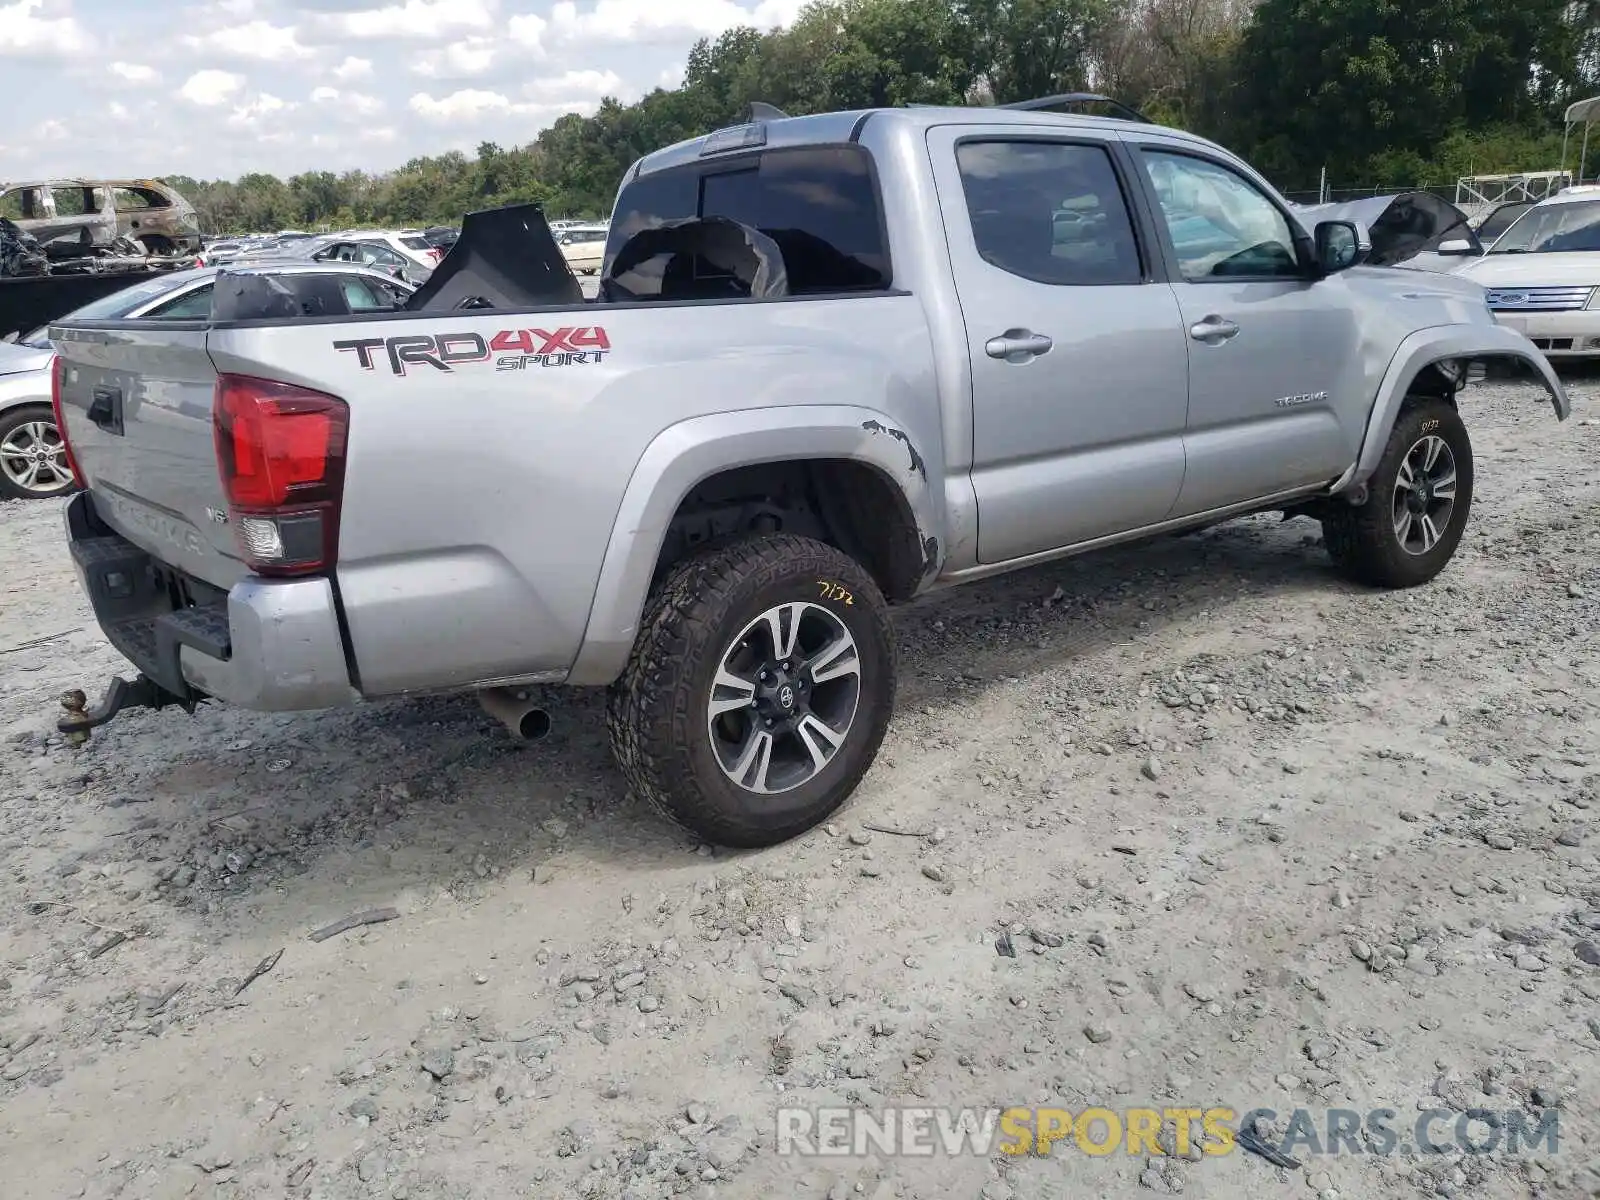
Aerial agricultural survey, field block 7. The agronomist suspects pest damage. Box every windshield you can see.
[1490,200,1600,253]
[1476,203,1532,242]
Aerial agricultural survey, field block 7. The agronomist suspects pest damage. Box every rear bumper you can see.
[65,491,358,711]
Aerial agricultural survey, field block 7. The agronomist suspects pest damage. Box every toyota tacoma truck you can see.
[49,101,1569,848]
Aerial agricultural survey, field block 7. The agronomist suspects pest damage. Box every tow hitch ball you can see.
[57,676,191,745]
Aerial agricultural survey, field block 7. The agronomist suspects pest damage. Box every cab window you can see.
[1141,151,1301,280]
[955,140,1143,285]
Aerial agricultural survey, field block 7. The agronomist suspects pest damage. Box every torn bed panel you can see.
[404,204,582,312]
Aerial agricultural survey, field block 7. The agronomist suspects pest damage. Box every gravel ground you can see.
[1,377,1598,1200]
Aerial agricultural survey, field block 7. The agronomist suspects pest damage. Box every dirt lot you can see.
[1,378,1597,1200]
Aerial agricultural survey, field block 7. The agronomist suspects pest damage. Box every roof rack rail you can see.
[745,102,789,121]
[999,93,1153,123]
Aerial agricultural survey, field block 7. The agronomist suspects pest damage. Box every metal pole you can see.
[1320,165,1327,204]
[1583,122,1592,185]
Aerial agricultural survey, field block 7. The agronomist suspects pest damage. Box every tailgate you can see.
[53,325,245,589]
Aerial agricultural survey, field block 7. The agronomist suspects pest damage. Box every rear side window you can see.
[144,285,215,320]
[606,145,891,298]
[400,236,430,250]
[956,141,1143,285]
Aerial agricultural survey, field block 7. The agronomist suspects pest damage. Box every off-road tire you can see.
[1322,397,1473,588]
[607,534,896,848]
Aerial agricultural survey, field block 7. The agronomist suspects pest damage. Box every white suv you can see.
[557,224,609,274]
[1455,186,1600,358]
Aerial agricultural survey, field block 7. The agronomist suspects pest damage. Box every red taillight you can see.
[50,355,83,483]
[213,374,348,577]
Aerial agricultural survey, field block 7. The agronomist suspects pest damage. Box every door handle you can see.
[1189,315,1240,344]
[87,385,124,435]
[985,329,1054,362]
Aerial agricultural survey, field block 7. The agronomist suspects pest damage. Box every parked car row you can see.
[202,227,453,272]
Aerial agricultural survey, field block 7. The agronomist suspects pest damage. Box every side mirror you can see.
[1313,220,1367,274]
[1436,238,1480,257]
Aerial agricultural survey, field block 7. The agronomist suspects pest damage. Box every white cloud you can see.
[38,118,69,141]
[311,87,385,117]
[332,56,373,82]
[658,64,686,89]
[413,36,497,79]
[409,88,599,125]
[179,69,247,107]
[108,101,130,121]
[506,11,547,52]
[524,69,622,100]
[546,0,803,44]
[185,20,315,62]
[0,0,91,56]
[330,0,495,39]
[111,62,161,86]
[228,93,292,130]
[408,88,514,122]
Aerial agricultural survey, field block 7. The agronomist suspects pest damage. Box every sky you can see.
[0,0,807,181]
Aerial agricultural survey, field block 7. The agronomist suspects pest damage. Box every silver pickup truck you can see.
[50,102,1568,848]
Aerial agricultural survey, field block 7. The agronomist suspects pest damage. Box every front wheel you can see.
[607,534,896,848]
[1322,397,1473,587]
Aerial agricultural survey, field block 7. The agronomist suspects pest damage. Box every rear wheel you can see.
[0,404,76,501]
[607,534,896,848]
[1322,397,1473,587]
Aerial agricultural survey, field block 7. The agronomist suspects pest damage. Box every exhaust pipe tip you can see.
[478,687,553,742]
[518,707,551,741]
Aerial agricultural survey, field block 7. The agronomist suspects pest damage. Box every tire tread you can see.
[606,534,895,847]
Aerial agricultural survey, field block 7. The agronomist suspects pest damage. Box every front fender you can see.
[566,405,942,686]
[1343,323,1569,492]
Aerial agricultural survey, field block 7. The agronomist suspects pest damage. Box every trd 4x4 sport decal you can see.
[334,326,611,376]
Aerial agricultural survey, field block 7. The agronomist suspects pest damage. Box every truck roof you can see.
[628,105,1224,181]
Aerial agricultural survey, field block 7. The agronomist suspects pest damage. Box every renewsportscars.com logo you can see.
[333,326,611,376]
[775,1105,1562,1161]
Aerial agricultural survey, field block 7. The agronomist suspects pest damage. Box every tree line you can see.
[168,0,1600,233]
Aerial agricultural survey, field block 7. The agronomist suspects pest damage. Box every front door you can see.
[929,127,1191,564]
[1132,145,1361,516]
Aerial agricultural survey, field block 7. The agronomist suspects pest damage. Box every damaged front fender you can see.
[1340,324,1569,494]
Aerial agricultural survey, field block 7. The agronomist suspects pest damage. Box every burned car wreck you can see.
[0,179,203,341]
[0,178,201,258]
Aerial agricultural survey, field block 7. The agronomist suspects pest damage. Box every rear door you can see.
[1130,143,1359,516]
[928,126,1190,563]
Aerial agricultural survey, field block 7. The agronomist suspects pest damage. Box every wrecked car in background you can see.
[1294,192,1484,271]
[1,181,119,253]
[108,180,203,256]
[2,178,202,258]
[0,186,201,341]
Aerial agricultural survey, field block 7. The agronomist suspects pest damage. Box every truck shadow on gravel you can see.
[107,513,1349,926]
